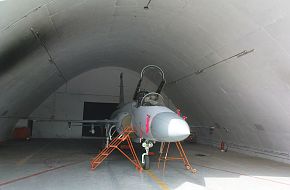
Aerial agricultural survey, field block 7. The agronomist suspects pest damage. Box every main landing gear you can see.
[141,140,153,170]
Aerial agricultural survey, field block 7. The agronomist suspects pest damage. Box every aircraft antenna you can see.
[119,72,124,105]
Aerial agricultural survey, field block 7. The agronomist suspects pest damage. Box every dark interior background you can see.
[82,102,118,137]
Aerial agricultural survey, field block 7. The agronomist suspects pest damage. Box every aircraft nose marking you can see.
[146,114,151,134]
[151,112,190,142]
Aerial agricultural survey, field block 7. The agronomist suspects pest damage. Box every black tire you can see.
[143,155,150,170]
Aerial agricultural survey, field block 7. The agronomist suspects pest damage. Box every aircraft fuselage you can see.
[111,102,190,142]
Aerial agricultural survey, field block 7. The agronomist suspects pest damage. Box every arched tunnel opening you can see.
[1,0,290,189]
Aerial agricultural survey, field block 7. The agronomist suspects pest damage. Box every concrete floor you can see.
[0,139,289,190]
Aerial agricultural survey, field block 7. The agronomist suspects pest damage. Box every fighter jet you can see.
[108,65,190,169]
[51,65,190,169]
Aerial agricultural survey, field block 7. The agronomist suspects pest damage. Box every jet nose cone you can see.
[151,112,190,142]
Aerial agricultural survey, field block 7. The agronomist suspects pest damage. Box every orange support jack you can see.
[158,141,197,174]
[90,126,143,172]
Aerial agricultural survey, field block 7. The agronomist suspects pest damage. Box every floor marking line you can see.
[16,154,34,166]
[145,170,170,190]
[0,160,85,187]
[16,142,50,166]
[193,163,290,186]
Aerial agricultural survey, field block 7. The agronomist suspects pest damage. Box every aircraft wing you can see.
[68,120,118,127]
[67,120,118,123]
[33,119,118,127]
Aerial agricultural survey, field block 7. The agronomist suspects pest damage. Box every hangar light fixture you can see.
[144,0,152,9]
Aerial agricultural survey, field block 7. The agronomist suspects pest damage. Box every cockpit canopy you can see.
[140,92,165,107]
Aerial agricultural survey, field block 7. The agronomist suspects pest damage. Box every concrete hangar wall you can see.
[1,0,290,165]
[27,67,175,138]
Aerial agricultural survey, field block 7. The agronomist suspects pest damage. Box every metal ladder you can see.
[90,126,143,172]
[158,141,197,174]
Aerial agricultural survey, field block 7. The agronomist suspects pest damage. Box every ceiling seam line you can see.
[167,49,255,85]
[30,27,68,83]
[0,0,55,33]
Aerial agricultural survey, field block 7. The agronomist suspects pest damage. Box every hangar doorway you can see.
[82,102,118,137]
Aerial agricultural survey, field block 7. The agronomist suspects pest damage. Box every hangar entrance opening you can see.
[82,102,118,137]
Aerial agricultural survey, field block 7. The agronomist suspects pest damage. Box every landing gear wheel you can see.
[143,155,150,170]
[191,168,197,173]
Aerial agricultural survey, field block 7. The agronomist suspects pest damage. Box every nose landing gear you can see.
[141,140,153,170]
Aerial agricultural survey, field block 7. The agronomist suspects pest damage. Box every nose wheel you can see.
[142,155,150,170]
[141,140,153,170]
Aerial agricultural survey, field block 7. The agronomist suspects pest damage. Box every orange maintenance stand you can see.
[158,141,197,174]
[90,126,143,172]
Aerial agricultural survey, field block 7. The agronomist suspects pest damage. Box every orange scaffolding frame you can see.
[90,126,143,172]
[158,141,197,174]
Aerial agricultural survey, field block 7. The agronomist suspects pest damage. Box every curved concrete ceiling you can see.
[1,0,290,162]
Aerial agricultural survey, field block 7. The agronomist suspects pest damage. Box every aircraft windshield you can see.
[140,93,165,107]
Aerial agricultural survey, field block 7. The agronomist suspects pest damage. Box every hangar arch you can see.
[0,0,290,163]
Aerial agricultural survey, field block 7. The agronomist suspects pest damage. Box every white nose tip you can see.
[151,112,190,142]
